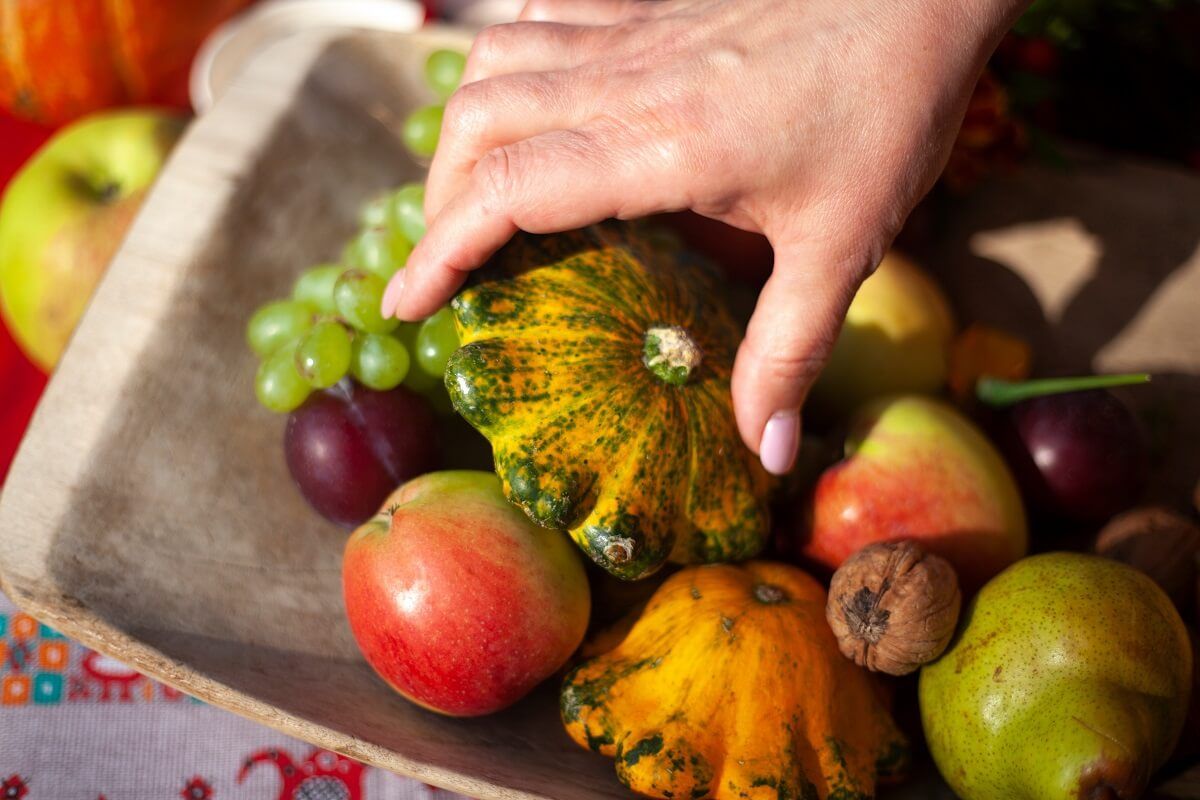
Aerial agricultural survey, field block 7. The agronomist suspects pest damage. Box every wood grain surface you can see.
[0,26,1196,800]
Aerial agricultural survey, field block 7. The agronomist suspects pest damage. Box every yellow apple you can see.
[0,109,183,370]
[809,251,955,418]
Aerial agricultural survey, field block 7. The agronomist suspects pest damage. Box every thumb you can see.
[731,242,866,475]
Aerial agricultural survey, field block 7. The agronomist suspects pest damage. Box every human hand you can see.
[382,0,1028,474]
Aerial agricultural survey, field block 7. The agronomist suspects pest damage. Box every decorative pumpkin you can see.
[561,562,908,799]
[0,0,254,125]
[446,223,771,580]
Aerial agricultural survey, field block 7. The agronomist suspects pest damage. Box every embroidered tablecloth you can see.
[0,591,471,800]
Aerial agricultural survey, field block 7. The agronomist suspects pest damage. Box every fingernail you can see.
[759,410,800,476]
[380,269,406,319]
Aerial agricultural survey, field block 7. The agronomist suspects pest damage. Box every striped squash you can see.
[445,222,770,580]
[562,562,909,798]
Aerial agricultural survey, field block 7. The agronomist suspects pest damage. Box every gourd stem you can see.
[753,584,787,604]
[976,373,1150,407]
[643,326,703,386]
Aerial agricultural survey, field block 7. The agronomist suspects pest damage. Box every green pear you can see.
[920,552,1191,800]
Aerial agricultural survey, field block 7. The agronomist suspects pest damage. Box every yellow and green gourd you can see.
[561,562,909,798]
[445,222,771,580]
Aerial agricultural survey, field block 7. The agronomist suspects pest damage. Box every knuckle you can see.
[524,71,569,115]
[476,145,519,215]
[759,346,830,389]
[468,24,509,68]
[645,129,689,174]
[442,81,491,141]
[618,97,708,175]
[743,322,837,389]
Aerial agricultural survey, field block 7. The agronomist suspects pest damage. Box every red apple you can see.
[800,395,1027,590]
[342,470,590,716]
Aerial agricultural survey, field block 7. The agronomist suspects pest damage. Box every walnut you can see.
[1094,506,1200,615]
[826,540,961,676]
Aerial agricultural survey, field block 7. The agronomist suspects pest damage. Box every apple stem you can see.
[96,180,121,204]
[976,373,1151,407]
[1087,785,1120,800]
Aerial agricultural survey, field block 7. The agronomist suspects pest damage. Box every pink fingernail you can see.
[380,269,406,319]
[759,411,800,476]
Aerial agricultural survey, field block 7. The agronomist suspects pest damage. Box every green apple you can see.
[920,553,1192,800]
[0,109,183,370]
[808,251,955,418]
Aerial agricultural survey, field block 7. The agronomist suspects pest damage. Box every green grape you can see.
[425,49,466,99]
[415,306,460,378]
[402,104,444,159]
[342,228,411,281]
[255,341,311,413]
[351,332,411,390]
[398,322,442,393]
[292,264,342,315]
[390,183,426,244]
[295,321,353,388]
[343,229,385,271]
[246,299,315,358]
[359,193,391,228]
[403,363,441,394]
[387,232,413,272]
[334,269,399,334]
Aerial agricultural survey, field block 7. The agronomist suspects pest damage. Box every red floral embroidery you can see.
[238,747,364,800]
[180,776,214,800]
[1,776,28,800]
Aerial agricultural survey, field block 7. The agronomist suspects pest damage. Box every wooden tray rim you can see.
[0,26,544,800]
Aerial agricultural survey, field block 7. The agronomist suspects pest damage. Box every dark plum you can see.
[284,381,438,528]
[991,388,1148,523]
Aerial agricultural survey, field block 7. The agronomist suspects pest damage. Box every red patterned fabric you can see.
[0,321,45,486]
[0,112,53,485]
[0,593,469,798]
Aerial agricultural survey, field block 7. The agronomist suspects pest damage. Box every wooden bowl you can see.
[1,26,1198,800]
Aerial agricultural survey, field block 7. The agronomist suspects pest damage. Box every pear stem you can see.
[977,373,1150,407]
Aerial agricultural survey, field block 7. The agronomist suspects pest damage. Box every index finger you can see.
[386,126,683,321]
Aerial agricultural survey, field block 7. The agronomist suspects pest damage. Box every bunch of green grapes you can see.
[401,48,465,157]
[247,49,467,414]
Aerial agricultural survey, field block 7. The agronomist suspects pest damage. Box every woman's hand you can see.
[382,0,1027,474]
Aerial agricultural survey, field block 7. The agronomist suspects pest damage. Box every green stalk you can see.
[977,373,1151,408]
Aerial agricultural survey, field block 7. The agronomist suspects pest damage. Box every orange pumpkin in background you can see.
[0,0,254,125]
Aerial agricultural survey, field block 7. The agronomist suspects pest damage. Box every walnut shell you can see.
[826,540,961,676]
[1094,506,1200,615]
